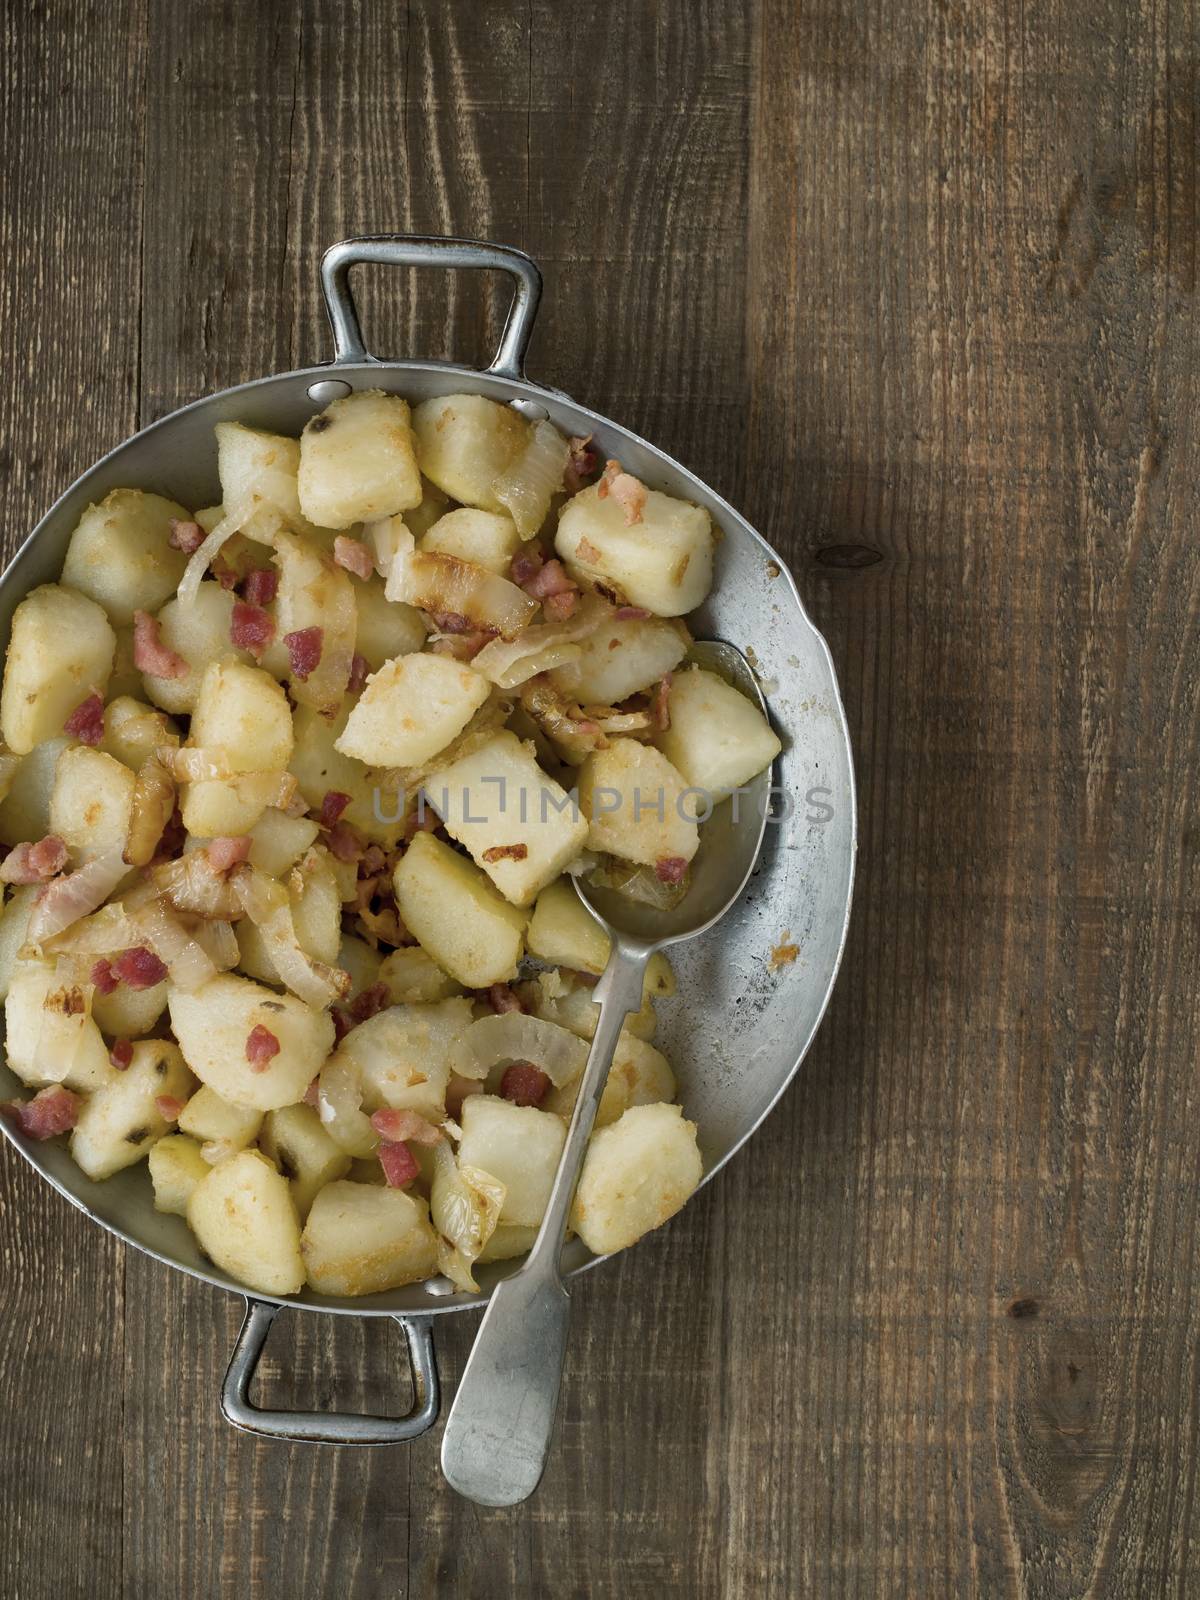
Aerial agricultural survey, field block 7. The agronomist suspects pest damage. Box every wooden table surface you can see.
[2,1,1198,1595]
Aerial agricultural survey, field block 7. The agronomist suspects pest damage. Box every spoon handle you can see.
[440,942,649,1506]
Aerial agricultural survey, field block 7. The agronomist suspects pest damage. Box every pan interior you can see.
[0,361,855,1317]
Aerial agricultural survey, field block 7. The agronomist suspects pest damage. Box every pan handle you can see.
[221,1298,440,1445]
[320,234,542,380]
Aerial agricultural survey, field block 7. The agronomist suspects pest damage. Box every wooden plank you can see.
[123,4,428,1597]
[739,0,1200,1594]
[0,4,147,1598]
[400,4,752,1594]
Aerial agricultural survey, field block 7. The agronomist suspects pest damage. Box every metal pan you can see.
[0,236,856,1447]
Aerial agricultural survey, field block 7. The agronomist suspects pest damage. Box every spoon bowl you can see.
[440,641,776,1507]
[575,640,773,947]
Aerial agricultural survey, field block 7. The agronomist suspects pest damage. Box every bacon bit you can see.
[598,459,647,526]
[333,535,375,579]
[428,631,491,660]
[29,836,69,877]
[113,946,169,989]
[230,600,275,658]
[429,610,476,635]
[210,557,239,590]
[564,967,600,987]
[284,626,324,681]
[523,557,580,622]
[575,536,602,565]
[542,590,578,622]
[486,983,524,1014]
[378,1139,420,1188]
[91,958,119,995]
[349,982,389,1025]
[360,843,387,876]
[109,1037,134,1070]
[481,843,529,865]
[446,1072,485,1119]
[500,1061,551,1107]
[245,1024,280,1070]
[206,835,252,872]
[325,820,364,863]
[655,855,689,885]
[0,835,68,884]
[331,1006,355,1042]
[168,518,206,554]
[319,790,352,828]
[614,605,652,620]
[651,672,673,732]
[303,1077,321,1106]
[133,610,189,679]
[4,1085,81,1140]
[563,434,599,494]
[354,874,381,912]
[242,568,278,606]
[523,558,575,600]
[371,1107,442,1146]
[348,653,370,694]
[509,544,546,587]
[64,692,105,746]
[154,1094,185,1121]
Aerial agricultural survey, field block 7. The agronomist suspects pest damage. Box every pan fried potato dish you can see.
[0,392,781,1296]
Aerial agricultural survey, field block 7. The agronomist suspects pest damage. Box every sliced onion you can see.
[177,505,255,608]
[430,1141,506,1293]
[273,530,356,715]
[128,896,219,992]
[158,745,237,782]
[317,1050,377,1157]
[518,677,608,764]
[26,846,131,945]
[189,917,240,971]
[492,419,570,538]
[471,592,612,688]
[528,978,602,1042]
[588,857,690,910]
[256,771,300,811]
[38,901,142,958]
[374,517,415,594]
[116,707,178,755]
[533,966,568,1002]
[124,757,176,868]
[391,549,537,640]
[157,747,298,812]
[231,863,349,1008]
[450,1012,588,1088]
[151,852,242,920]
[582,708,653,735]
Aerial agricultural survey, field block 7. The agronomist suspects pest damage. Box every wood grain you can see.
[2,0,1199,1595]
[0,5,147,1598]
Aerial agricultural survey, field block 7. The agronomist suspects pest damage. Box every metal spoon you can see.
[440,641,774,1506]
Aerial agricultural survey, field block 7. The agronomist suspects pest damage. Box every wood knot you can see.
[1008,1297,1040,1319]
[814,543,883,570]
